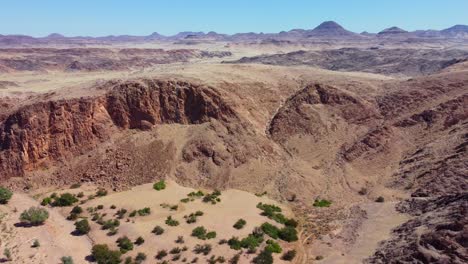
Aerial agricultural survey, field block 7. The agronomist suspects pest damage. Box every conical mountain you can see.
[307,21,357,37]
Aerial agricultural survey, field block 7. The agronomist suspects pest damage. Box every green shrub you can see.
[192,226,207,239]
[152,225,164,235]
[176,236,184,244]
[278,226,298,242]
[313,199,332,207]
[116,236,134,253]
[129,210,137,217]
[53,193,78,207]
[257,203,287,224]
[233,219,246,229]
[228,236,242,250]
[92,244,121,264]
[71,206,83,215]
[261,222,280,239]
[165,216,179,226]
[187,190,204,198]
[170,247,181,254]
[281,250,296,261]
[181,198,190,203]
[116,208,127,219]
[102,219,120,230]
[240,234,263,249]
[74,219,91,235]
[202,190,222,204]
[41,197,52,206]
[96,188,108,197]
[265,240,282,253]
[20,207,49,225]
[253,250,273,264]
[153,180,166,191]
[206,231,217,239]
[137,207,151,216]
[61,256,74,264]
[0,187,13,204]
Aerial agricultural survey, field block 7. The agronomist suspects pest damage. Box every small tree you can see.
[53,193,78,207]
[74,219,91,235]
[20,207,49,226]
[0,187,13,204]
[92,244,121,264]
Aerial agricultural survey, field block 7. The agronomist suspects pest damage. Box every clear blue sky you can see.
[2,0,467,37]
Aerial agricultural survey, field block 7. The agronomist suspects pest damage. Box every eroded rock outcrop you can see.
[0,79,238,180]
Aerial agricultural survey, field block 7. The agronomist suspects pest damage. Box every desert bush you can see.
[61,256,74,264]
[240,234,263,249]
[96,205,104,210]
[102,219,120,230]
[180,198,190,203]
[156,250,168,259]
[0,187,13,204]
[135,252,147,263]
[92,244,121,264]
[96,188,108,197]
[70,183,81,189]
[192,226,216,240]
[41,197,52,206]
[358,187,368,195]
[315,255,324,260]
[265,240,282,253]
[53,193,78,207]
[176,236,185,244]
[253,250,273,264]
[153,180,166,191]
[32,239,40,248]
[278,226,298,242]
[116,236,134,253]
[107,227,118,236]
[165,216,179,226]
[74,219,91,235]
[20,207,49,225]
[137,207,151,216]
[71,206,83,214]
[76,192,84,198]
[116,208,127,219]
[3,248,11,261]
[202,190,222,204]
[129,210,137,217]
[170,247,181,254]
[152,225,164,235]
[172,254,181,261]
[261,222,280,239]
[135,236,145,245]
[193,244,212,255]
[285,218,298,228]
[110,205,116,209]
[281,250,296,261]
[229,254,240,264]
[187,190,204,198]
[313,199,332,207]
[375,196,385,203]
[233,219,246,229]
[228,237,242,250]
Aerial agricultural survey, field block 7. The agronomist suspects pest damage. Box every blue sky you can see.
[1,0,467,37]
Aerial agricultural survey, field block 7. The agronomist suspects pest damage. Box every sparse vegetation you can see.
[0,187,13,204]
[265,239,282,253]
[185,211,204,224]
[137,207,151,216]
[19,207,49,225]
[278,226,298,242]
[261,222,280,239]
[233,219,246,229]
[257,202,288,224]
[53,193,78,207]
[96,188,108,197]
[153,180,166,191]
[313,199,332,207]
[135,252,147,263]
[176,236,185,244]
[202,190,222,204]
[135,236,145,245]
[102,219,120,230]
[193,244,212,255]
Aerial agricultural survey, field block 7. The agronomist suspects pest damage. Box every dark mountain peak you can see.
[314,21,344,31]
[46,33,65,38]
[442,24,468,33]
[308,21,357,37]
[378,27,408,35]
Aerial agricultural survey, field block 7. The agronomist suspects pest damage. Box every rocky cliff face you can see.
[0,80,238,180]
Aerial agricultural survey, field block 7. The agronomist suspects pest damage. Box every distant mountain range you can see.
[1,21,467,45]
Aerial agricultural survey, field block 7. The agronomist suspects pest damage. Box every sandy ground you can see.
[80,180,297,263]
[0,193,92,264]
[309,202,409,264]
